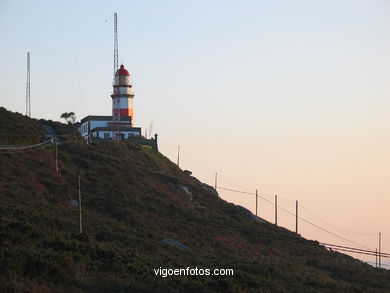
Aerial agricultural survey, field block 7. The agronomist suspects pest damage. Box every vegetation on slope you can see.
[0,107,389,293]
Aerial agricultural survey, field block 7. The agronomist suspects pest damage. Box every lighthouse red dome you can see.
[116,64,130,76]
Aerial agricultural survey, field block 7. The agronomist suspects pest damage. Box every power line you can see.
[184,215,390,261]
[322,242,390,257]
[30,17,112,55]
[1,132,385,264]
[218,185,372,250]
[159,139,381,253]
[299,205,377,236]
[2,135,377,253]
[218,186,254,196]
[160,138,376,243]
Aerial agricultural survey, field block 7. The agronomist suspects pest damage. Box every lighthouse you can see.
[112,64,134,127]
[77,63,157,149]
[77,13,157,148]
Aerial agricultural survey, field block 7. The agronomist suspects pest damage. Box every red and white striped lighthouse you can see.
[111,64,134,127]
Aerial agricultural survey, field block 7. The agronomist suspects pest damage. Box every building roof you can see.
[116,64,130,76]
[91,127,141,132]
[80,115,131,123]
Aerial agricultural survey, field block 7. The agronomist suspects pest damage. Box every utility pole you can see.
[26,52,31,117]
[255,189,258,217]
[379,232,381,268]
[55,137,58,173]
[78,175,83,234]
[376,248,378,268]
[295,200,298,234]
[214,172,218,190]
[177,145,180,167]
[275,195,278,226]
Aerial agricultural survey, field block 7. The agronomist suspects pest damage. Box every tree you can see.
[60,112,76,124]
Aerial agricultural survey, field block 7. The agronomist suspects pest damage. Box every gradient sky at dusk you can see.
[1,0,390,264]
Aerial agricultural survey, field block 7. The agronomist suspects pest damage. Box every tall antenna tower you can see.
[114,12,119,75]
[113,12,121,141]
[26,52,31,117]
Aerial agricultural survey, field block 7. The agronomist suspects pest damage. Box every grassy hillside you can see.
[0,106,389,293]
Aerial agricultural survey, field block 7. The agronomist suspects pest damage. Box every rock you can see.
[177,185,193,201]
[237,205,267,224]
[70,200,79,208]
[161,239,191,251]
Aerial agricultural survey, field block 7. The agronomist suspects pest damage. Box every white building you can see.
[79,115,141,141]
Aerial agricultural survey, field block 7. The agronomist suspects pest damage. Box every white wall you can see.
[113,86,133,95]
[112,97,132,110]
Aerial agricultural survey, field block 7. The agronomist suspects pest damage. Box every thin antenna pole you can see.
[177,145,180,167]
[379,232,381,268]
[295,200,298,234]
[78,175,83,234]
[255,189,258,217]
[214,172,218,190]
[26,52,31,117]
[275,195,278,226]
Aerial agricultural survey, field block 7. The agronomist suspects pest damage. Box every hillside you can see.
[1,106,390,293]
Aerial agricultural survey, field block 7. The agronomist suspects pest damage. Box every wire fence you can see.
[0,133,388,268]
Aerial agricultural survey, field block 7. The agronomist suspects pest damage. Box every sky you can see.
[1,0,390,265]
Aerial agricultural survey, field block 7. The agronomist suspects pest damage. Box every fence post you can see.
[78,175,82,234]
[275,195,278,226]
[296,200,298,234]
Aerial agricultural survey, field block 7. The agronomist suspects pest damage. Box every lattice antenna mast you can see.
[114,13,119,75]
[113,13,121,141]
[26,52,31,117]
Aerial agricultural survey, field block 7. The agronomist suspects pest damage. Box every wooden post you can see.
[55,137,58,173]
[295,200,298,234]
[214,172,218,190]
[379,232,381,268]
[275,195,278,226]
[376,248,378,268]
[177,145,180,167]
[78,175,82,234]
[255,189,258,217]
